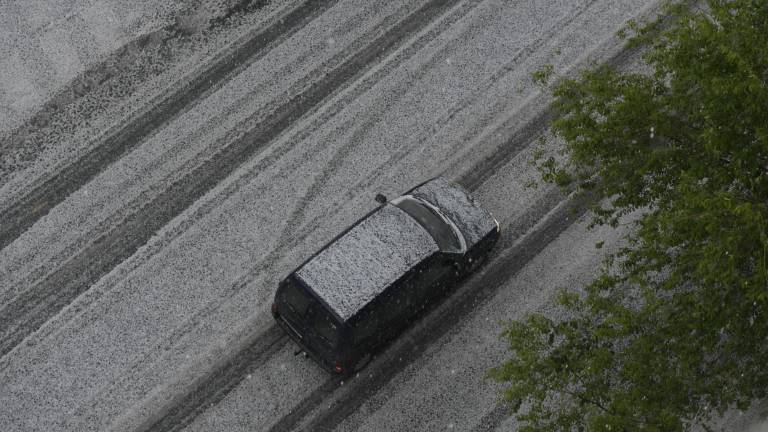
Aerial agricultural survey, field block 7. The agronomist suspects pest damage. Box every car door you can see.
[304,305,340,364]
[412,254,456,309]
[376,280,415,341]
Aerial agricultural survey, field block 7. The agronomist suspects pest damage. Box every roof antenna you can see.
[375,193,387,204]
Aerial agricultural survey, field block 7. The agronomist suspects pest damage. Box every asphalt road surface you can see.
[1,1,765,431]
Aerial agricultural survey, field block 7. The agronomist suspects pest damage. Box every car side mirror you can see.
[375,193,388,204]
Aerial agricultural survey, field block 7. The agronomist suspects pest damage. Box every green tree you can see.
[489,1,768,430]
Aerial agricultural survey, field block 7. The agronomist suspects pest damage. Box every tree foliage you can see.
[490,1,768,430]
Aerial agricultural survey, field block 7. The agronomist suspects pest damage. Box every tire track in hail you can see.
[64,272,285,428]
[0,0,340,252]
[132,325,289,432]
[469,402,513,432]
[441,0,601,128]
[443,0,608,177]
[0,0,476,360]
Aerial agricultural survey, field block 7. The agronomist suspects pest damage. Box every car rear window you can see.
[281,280,312,316]
[394,196,462,252]
[281,279,339,346]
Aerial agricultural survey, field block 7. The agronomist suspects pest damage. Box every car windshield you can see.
[394,196,463,253]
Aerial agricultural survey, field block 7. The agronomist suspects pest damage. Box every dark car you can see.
[271,177,499,374]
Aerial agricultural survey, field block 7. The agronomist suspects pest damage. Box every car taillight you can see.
[271,303,279,317]
[334,361,344,374]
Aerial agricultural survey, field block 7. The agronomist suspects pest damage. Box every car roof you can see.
[295,204,439,322]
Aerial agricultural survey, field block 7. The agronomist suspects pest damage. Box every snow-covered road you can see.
[3,0,761,430]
